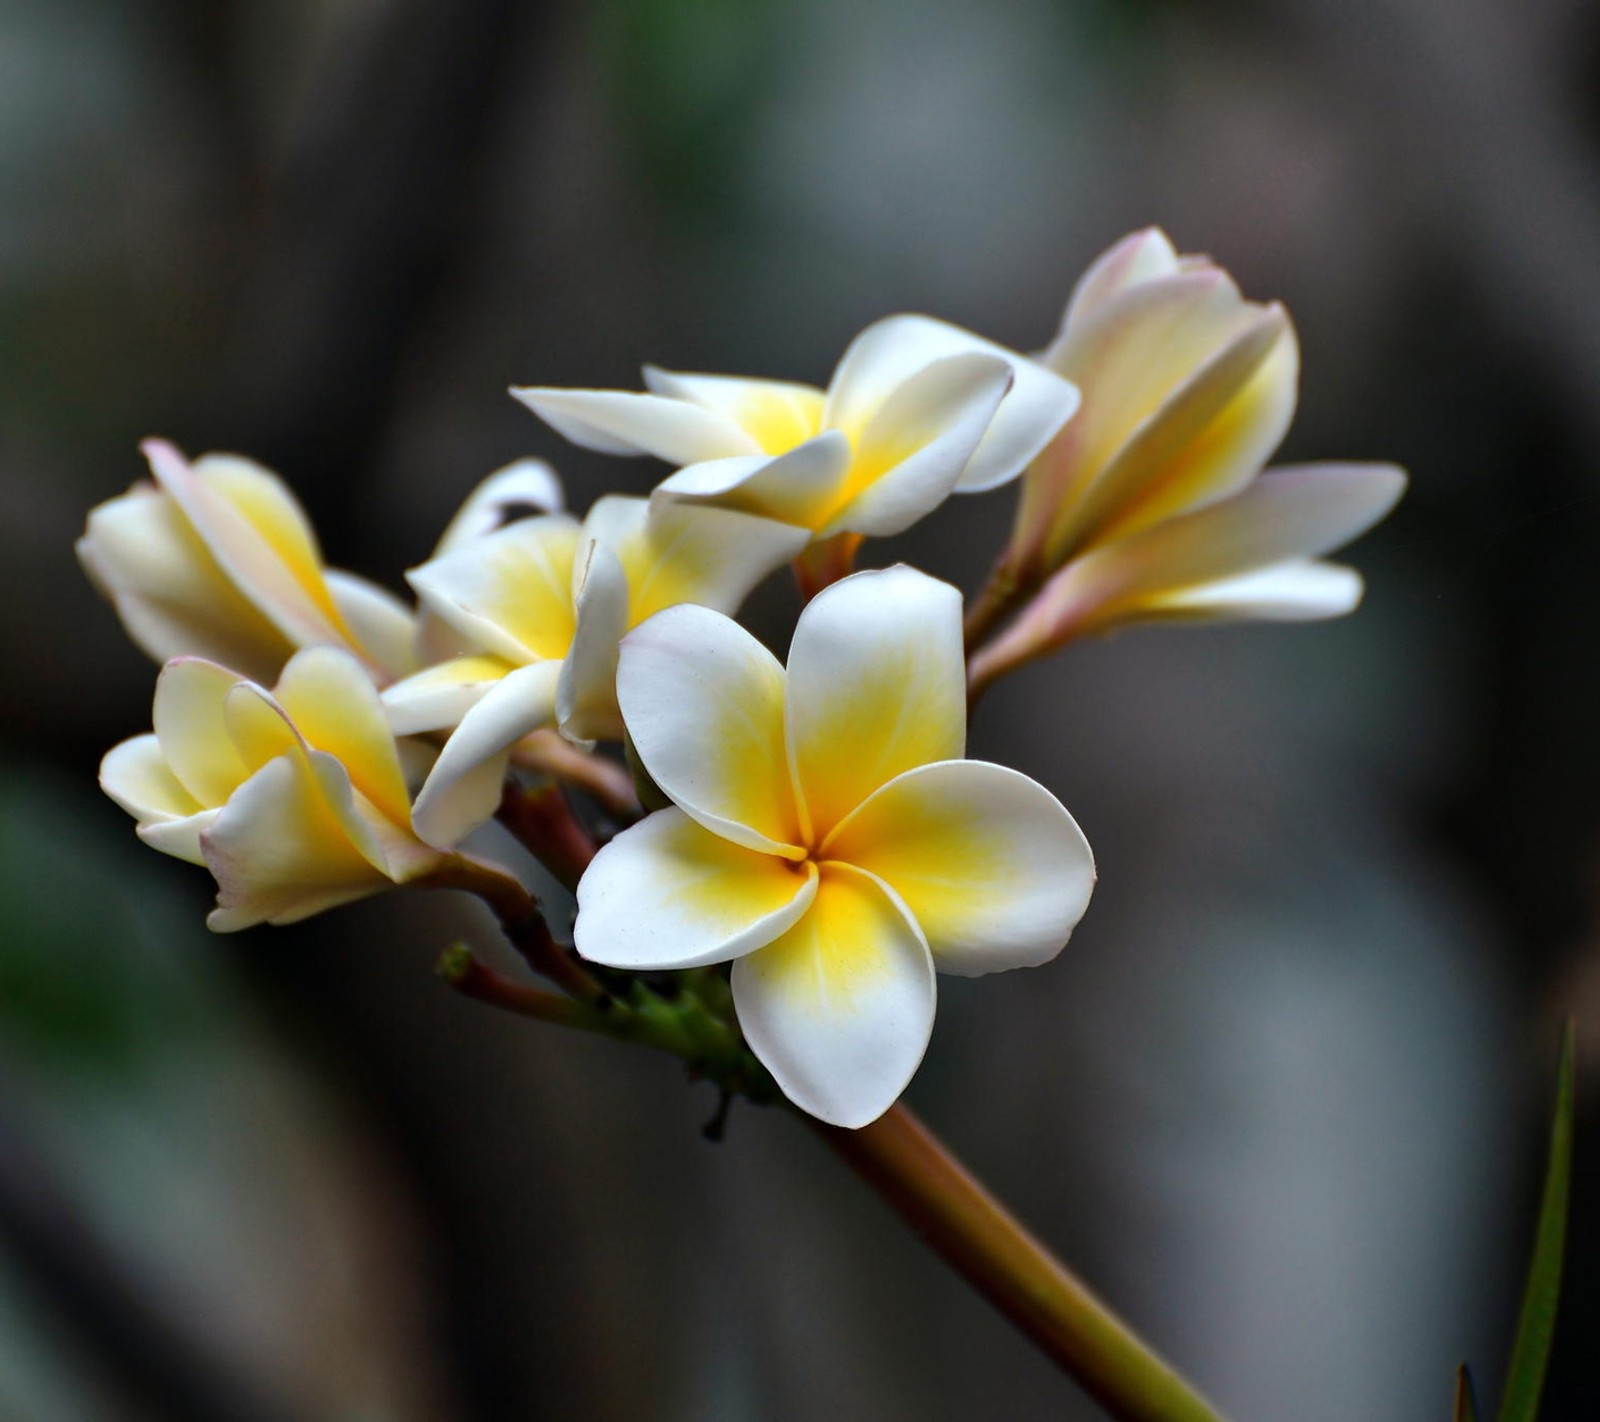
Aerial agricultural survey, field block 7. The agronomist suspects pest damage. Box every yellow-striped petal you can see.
[786,567,965,838]
[407,515,581,665]
[824,760,1095,976]
[382,655,515,735]
[642,368,826,454]
[557,539,629,743]
[152,658,258,806]
[575,808,818,971]
[100,734,210,864]
[617,603,803,855]
[652,437,854,531]
[730,862,935,1128]
[511,386,759,463]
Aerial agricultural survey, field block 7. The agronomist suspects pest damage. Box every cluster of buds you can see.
[81,230,1403,1128]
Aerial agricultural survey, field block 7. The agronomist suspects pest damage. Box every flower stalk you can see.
[814,1102,1232,1422]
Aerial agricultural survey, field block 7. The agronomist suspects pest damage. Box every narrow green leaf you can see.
[1496,1020,1575,1422]
[1455,1363,1480,1422]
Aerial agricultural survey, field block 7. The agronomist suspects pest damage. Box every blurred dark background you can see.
[4,0,1599,1417]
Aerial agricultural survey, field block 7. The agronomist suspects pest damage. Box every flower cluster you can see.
[82,231,1403,1127]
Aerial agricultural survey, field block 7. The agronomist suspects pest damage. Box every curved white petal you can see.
[732,863,935,1128]
[434,459,566,555]
[1058,227,1182,334]
[786,567,966,838]
[824,760,1095,976]
[410,660,563,848]
[1143,560,1365,623]
[271,646,414,829]
[574,808,817,970]
[586,493,811,623]
[145,441,350,651]
[617,603,803,855]
[100,734,208,862]
[152,657,257,806]
[383,655,513,734]
[78,482,290,680]
[642,368,826,454]
[953,355,1079,495]
[325,570,418,679]
[557,539,629,742]
[653,434,854,532]
[406,515,580,665]
[511,386,759,463]
[821,354,1013,538]
[201,752,391,931]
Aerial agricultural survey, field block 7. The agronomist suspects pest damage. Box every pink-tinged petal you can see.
[434,459,566,555]
[731,863,935,1128]
[406,515,581,665]
[382,655,513,735]
[510,386,759,463]
[821,354,1014,538]
[200,752,391,931]
[271,647,414,829]
[652,435,854,533]
[557,540,629,743]
[642,368,827,454]
[139,810,220,865]
[410,660,563,848]
[144,441,350,651]
[151,657,258,805]
[617,604,803,855]
[824,760,1095,976]
[1058,227,1182,333]
[585,494,812,623]
[1013,462,1404,641]
[786,567,965,838]
[324,570,418,680]
[100,734,208,863]
[78,482,291,681]
[575,808,818,970]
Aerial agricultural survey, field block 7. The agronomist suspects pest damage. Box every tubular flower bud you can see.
[513,315,1080,542]
[971,230,1404,685]
[574,566,1096,1128]
[99,647,443,930]
[78,440,416,686]
[383,491,809,849]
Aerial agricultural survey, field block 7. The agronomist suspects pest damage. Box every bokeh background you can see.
[4,0,1599,1418]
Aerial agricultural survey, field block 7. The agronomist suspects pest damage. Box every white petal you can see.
[410,660,563,848]
[587,493,812,621]
[786,567,966,838]
[434,459,566,555]
[653,434,854,531]
[557,539,629,742]
[824,760,1095,976]
[325,570,418,679]
[641,368,826,453]
[821,353,1014,538]
[732,863,935,1128]
[1059,227,1182,333]
[383,655,513,734]
[574,808,818,970]
[617,603,803,855]
[511,386,759,463]
[1148,560,1366,622]
[406,515,581,665]
[100,734,208,863]
[152,657,259,805]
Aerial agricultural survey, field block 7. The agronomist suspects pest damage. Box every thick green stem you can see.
[813,1103,1232,1422]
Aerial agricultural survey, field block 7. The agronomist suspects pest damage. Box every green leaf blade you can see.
[1495,1020,1575,1422]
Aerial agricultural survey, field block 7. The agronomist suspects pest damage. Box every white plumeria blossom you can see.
[513,315,1082,540]
[78,439,417,685]
[977,229,1406,670]
[384,490,809,849]
[574,566,1096,1128]
[99,647,443,930]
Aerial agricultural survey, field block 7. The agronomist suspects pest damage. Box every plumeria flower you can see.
[968,229,1405,687]
[513,316,1081,542]
[78,440,416,686]
[100,647,443,930]
[384,492,809,849]
[573,566,1096,1128]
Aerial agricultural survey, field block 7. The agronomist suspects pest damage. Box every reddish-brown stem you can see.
[438,948,591,1027]
[511,733,640,820]
[792,532,864,603]
[497,781,597,892]
[814,1103,1230,1422]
